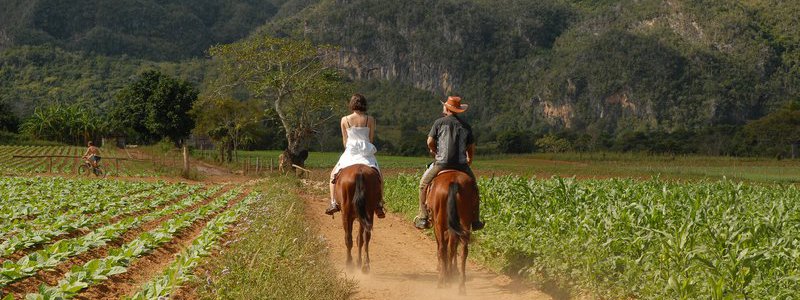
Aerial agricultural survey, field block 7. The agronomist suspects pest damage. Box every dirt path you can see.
[304,196,551,300]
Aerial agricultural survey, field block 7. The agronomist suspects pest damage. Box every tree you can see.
[535,134,571,153]
[744,106,800,158]
[0,102,18,133]
[110,70,198,145]
[209,36,347,168]
[191,97,263,163]
[20,103,101,144]
[497,131,534,153]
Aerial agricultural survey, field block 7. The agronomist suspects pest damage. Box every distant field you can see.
[0,145,162,177]
[201,150,800,183]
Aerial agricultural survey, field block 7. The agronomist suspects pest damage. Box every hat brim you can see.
[441,101,468,113]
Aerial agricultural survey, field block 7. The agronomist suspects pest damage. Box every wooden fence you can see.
[12,155,145,174]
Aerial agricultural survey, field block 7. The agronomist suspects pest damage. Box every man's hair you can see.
[88,141,94,146]
[349,94,367,112]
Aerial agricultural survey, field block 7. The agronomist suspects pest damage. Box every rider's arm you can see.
[340,117,348,148]
[427,136,437,157]
[368,116,375,143]
[82,148,90,158]
[465,126,475,165]
[466,143,475,165]
[427,120,439,157]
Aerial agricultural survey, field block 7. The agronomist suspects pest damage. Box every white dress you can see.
[332,126,380,175]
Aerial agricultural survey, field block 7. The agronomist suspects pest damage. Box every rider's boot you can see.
[325,200,340,215]
[414,186,431,229]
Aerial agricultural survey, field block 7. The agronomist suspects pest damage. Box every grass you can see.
[192,175,355,300]
[199,150,800,183]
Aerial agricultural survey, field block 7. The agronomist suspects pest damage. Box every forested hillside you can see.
[264,0,800,154]
[1,0,798,155]
[0,0,313,116]
[0,0,283,59]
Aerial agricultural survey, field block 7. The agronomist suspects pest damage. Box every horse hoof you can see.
[361,265,370,274]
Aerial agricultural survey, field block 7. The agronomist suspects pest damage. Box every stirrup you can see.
[325,203,340,215]
[413,216,431,229]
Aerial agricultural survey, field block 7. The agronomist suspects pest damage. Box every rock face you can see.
[335,49,457,94]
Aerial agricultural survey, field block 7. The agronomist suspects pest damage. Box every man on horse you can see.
[414,95,484,230]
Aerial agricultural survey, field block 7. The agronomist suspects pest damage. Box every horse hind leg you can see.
[344,219,354,270]
[436,231,448,288]
[361,223,371,274]
[357,222,364,268]
[447,233,459,286]
[458,235,469,295]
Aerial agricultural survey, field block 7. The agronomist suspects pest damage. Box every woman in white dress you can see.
[325,94,385,218]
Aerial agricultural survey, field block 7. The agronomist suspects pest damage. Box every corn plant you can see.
[385,174,800,299]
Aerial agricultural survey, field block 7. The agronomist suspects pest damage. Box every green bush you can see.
[535,134,571,153]
[497,130,534,153]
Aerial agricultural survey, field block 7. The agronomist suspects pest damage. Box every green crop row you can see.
[0,183,168,241]
[0,186,223,287]
[384,174,800,299]
[17,189,243,300]
[0,177,160,226]
[0,181,200,257]
[126,193,258,299]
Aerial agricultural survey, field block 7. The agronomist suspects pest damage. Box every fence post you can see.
[256,157,260,173]
[182,144,189,175]
[48,157,52,173]
[270,158,274,172]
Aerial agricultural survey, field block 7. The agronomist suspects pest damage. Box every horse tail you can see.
[447,182,465,237]
[353,169,371,232]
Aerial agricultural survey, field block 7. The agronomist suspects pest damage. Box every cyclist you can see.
[82,141,102,168]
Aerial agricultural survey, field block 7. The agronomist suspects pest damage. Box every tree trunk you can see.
[225,142,234,163]
[792,141,799,159]
[218,142,225,163]
[280,144,310,176]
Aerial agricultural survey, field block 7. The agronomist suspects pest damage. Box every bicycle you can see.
[78,158,106,177]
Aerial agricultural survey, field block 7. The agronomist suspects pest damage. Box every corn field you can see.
[385,174,800,299]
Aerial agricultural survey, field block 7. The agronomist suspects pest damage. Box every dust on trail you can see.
[305,196,551,300]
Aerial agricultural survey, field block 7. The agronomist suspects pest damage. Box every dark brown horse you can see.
[426,170,478,294]
[335,164,382,273]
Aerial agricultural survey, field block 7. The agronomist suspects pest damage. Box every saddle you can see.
[436,169,462,176]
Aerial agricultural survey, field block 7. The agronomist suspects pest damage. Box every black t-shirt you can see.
[428,115,474,165]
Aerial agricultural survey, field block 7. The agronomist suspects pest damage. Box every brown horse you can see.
[335,164,382,273]
[426,170,478,294]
